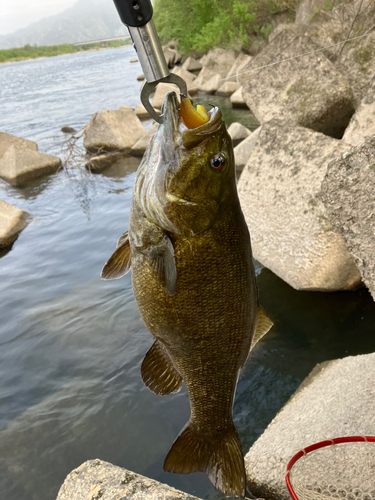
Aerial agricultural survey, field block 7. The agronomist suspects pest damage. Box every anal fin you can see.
[141,340,182,396]
[250,306,274,350]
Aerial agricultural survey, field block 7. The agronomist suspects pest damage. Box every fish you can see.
[101,92,273,498]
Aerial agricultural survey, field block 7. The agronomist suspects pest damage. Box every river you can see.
[0,45,374,500]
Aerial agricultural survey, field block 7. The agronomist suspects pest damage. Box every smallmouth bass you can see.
[102,93,272,498]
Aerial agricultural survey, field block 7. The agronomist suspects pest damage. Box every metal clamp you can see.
[140,73,187,123]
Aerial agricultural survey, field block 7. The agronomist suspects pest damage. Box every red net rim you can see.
[285,436,375,500]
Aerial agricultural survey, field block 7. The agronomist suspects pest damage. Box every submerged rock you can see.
[61,126,77,134]
[237,119,361,291]
[83,108,145,155]
[0,144,61,187]
[239,30,355,138]
[245,352,375,500]
[57,460,201,500]
[0,200,31,249]
[321,135,375,301]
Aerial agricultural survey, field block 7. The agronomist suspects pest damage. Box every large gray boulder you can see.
[0,144,61,187]
[321,135,375,301]
[181,56,202,72]
[239,30,355,138]
[0,200,31,248]
[83,108,145,154]
[245,352,375,500]
[342,78,375,146]
[0,131,37,159]
[199,48,238,78]
[56,459,201,500]
[237,119,361,291]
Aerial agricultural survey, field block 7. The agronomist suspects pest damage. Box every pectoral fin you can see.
[149,235,177,296]
[141,340,183,396]
[250,306,274,350]
[101,232,131,280]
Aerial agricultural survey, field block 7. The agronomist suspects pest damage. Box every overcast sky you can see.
[0,0,78,35]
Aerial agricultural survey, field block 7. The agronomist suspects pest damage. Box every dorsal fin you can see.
[101,232,131,280]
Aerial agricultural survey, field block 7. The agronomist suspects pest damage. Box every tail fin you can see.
[163,422,246,498]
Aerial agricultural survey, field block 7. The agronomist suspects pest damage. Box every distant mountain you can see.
[0,0,128,49]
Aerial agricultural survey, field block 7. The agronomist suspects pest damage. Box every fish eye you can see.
[210,154,225,172]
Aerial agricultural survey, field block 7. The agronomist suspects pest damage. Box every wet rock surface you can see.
[239,30,355,138]
[0,200,31,249]
[56,459,201,500]
[237,119,361,291]
[321,135,375,301]
[245,352,375,500]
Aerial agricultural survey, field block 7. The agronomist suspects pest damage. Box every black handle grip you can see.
[113,0,153,28]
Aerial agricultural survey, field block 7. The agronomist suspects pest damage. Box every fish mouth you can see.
[161,91,223,150]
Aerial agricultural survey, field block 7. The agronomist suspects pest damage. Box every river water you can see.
[0,45,374,500]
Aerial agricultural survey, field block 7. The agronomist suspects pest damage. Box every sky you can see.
[0,0,78,35]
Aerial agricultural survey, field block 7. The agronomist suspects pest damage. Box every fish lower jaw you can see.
[165,192,197,206]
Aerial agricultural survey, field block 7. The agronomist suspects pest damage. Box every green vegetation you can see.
[0,39,131,63]
[153,0,297,54]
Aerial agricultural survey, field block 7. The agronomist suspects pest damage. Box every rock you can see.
[215,81,240,97]
[321,135,375,300]
[226,53,252,83]
[56,459,201,500]
[304,11,343,62]
[61,126,77,134]
[230,86,248,108]
[234,127,261,173]
[129,57,138,63]
[336,31,375,107]
[181,56,202,72]
[239,30,355,138]
[193,67,217,88]
[227,121,251,147]
[295,0,328,24]
[0,131,37,159]
[83,108,145,154]
[163,47,182,68]
[137,74,145,81]
[152,84,187,109]
[245,352,375,500]
[134,104,160,120]
[0,200,31,249]
[237,119,361,291]
[171,66,198,95]
[342,78,375,146]
[171,66,196,82]
[268,23,306,43]
[0,144,61,187]
[199,48,238,78]
[131,123,158,157]
[198,74,222,94]
[87,153,141,174]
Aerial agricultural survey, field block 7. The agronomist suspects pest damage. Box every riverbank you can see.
[0,39,131,64]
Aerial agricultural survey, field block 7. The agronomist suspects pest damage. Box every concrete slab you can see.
[0,131,37,160]
[0,145,61,187]
[0,199,31,248]
[56,459,201,500]
[245,352,375,500]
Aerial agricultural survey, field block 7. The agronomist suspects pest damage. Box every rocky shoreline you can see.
[1,1,375,498]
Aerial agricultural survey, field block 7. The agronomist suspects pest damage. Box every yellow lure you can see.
[180,97,209,129]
